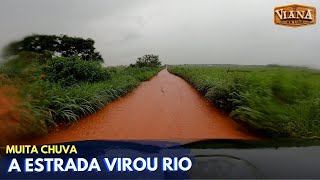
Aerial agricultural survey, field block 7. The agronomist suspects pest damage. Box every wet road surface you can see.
[29,69,256,144]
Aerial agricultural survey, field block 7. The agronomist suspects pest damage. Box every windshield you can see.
[1,0,320,179]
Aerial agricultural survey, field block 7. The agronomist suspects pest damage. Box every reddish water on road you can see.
[28,69,256,144]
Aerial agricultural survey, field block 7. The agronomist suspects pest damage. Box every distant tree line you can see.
[2,34,163,68]
[2,34,103,63]
[131,54,162,67]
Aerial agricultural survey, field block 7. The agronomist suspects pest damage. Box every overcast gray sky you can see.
[0,0,319,67]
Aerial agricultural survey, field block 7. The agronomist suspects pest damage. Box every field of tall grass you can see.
[0,52,161,141]
[168,65,320,138]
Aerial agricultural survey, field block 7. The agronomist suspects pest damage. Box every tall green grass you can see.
[0,53,161,138]
[168,65,320,138]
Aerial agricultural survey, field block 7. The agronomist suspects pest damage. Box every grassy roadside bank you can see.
[168,65,320,138]
[0,53,161,143]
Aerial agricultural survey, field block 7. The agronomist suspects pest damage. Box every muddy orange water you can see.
[0,86,23,145]
[28,69,256,144]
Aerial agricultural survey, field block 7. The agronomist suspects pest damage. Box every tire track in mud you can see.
[27,69,257,144]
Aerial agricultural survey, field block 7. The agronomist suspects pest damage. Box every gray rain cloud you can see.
[0,0,319,67]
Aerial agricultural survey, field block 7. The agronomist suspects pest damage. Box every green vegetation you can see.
[2,34,103,62]
[0,35,162,141]
[130,54,162,67]
[0,53,161,139]
[43,56,110,87]
[168,65,320,138]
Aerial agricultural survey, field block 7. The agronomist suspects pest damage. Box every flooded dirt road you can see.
[29,69,256,144]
